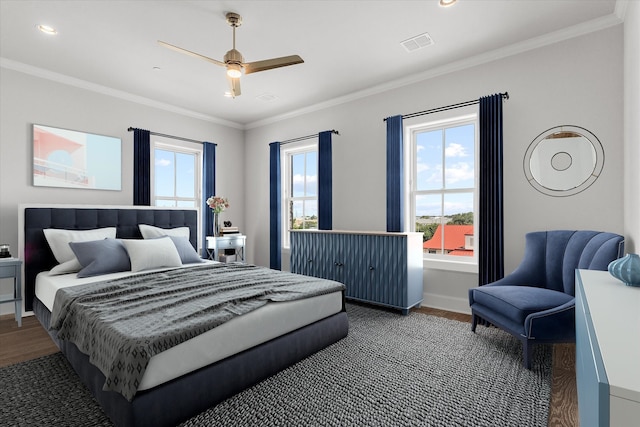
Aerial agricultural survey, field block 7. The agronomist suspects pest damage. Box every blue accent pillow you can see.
[168,236,204,264]
[69,238,131,278]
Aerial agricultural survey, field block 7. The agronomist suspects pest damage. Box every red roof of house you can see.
[448,249,473,257]
[423,224,474,252]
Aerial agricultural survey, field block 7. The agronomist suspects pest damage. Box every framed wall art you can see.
[33,124,122,191]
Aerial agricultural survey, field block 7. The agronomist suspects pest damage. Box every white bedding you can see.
[36,264,343,391]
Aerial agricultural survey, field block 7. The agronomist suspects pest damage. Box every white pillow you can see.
[43,227,117,275]
[139,224,190,239]
[122,237,183,272]
[50,259,84,276]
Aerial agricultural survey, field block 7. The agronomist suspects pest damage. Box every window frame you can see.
[151,138,203,209]
[405,110,479,273]
[281,141,318,249]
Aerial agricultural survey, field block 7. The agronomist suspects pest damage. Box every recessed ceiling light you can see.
[37,24,58,35]
[439,0,457,7]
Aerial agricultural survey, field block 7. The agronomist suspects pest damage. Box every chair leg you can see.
[471,313,478,332]
[523,340,534,369]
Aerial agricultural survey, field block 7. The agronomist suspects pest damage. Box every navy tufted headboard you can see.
[23,206,198,311]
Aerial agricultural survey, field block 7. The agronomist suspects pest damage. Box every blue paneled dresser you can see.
[290,230,424,314]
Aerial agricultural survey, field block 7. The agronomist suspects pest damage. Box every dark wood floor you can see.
[0,309,577,427]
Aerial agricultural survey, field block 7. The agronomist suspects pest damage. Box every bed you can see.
[21,205,349,427]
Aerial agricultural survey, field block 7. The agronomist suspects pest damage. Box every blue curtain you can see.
[318,131,333,230]
[386,115,404,232]
[479,94,505,285]
[133,128,150,206]
[269,142,282,270]
[201,142,216,257]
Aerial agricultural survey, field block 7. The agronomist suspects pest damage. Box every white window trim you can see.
[151,137,204,250]
[404,108,479,273]
[281,141,318,249]
[151,139,203,207]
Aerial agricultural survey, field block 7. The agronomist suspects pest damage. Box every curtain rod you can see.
[383,92,509,121]
[127,127,215,145]
[279,129,340,145]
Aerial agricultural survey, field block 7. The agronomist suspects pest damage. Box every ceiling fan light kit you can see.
[158,12,303,98]
[226,64,242,78]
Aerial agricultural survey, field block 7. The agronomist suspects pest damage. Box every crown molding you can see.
[1,7,625,133]
[0,57,244,130]
[615,0,629,20]
[245,12,624,129]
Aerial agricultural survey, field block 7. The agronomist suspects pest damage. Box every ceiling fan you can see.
[158,12,304,98]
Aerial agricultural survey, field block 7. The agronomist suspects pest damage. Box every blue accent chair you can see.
[469,230,624,369]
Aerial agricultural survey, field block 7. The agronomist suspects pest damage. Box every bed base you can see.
[34,296,348,427]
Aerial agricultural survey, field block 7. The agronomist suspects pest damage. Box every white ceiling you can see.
[0,0,623,128]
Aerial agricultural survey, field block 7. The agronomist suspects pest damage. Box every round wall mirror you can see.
[524,125,604,197]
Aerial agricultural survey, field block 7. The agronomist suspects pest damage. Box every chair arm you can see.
[523,299,575,340]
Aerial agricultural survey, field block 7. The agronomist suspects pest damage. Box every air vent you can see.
[400,32,434,52]
[256,93,278,102]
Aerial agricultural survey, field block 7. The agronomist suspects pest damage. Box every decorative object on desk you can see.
[219,254,236,263]
[0,243,11,258]
[608,253,640,287]
[221,226,239,235]
[212,214,220,237]
[206,196,230,237]
[221,220,239,235]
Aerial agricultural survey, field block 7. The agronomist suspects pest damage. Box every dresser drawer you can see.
[218,236,244,247]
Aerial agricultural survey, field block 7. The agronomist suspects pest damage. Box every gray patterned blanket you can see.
[49,262,345,401]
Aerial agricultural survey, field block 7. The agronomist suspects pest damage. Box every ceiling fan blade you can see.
[243,55,304,75]
[157,40,225,67]
[227,76,241,97]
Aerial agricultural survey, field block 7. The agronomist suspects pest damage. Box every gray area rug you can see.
[0,304,552,427]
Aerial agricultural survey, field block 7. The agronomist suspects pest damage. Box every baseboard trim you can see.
[420,293,471,315]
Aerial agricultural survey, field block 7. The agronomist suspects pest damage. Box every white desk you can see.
[206,235,246,262]
[575,269,640,427]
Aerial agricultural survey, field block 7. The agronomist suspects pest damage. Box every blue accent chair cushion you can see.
[469,230,624,369]
[471,286,574,326]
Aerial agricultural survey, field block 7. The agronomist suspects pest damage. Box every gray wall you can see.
[244,25,625,313]
[1,21,634,316]
[0,69,245,315]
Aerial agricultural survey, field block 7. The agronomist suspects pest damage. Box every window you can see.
[408,113,478,267]
[282,144,318,248]
[152,141,202,208]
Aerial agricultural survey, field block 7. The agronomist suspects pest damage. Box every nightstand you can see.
[0,258,22,327]
[206,235,246,262]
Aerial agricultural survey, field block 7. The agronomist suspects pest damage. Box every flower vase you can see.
[213,213,220,237]
[608,253,640,287]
